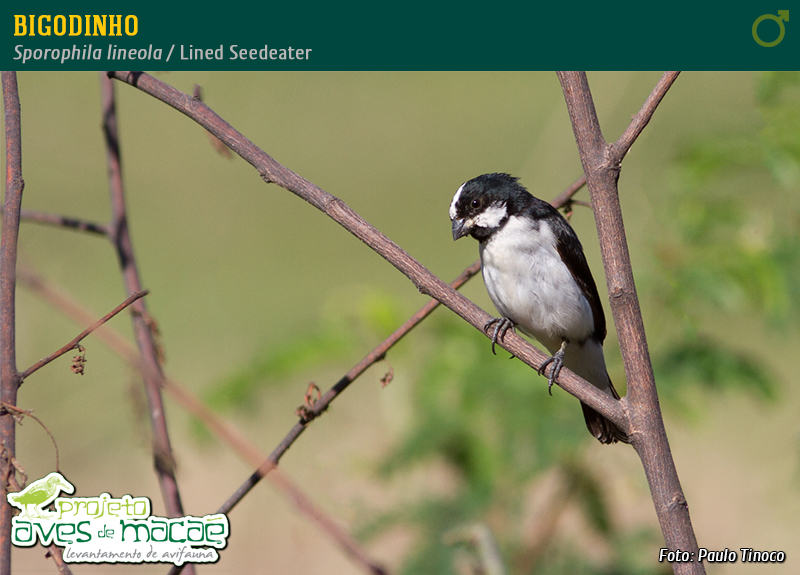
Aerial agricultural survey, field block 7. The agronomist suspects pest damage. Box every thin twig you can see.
[100,74,191,550]
[612,72,681,162]
[0,402,60,471]
[19,290,147,381]
[0,208,109,236]
[556,71,701,575]
[107,71,626,430]
[1,71,24,575]
[549,173,587,208]
[18,266,139,364]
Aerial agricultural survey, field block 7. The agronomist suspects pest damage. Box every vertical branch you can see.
[556,72,702,575]
[99,74,191,540]
[0,72,23,575]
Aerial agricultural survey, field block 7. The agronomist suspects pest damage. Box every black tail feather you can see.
[581,402,629,444]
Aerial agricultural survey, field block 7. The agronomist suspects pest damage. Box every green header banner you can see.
[2,3,795,70]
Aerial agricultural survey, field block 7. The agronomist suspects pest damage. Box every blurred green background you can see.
[4,72,800,574]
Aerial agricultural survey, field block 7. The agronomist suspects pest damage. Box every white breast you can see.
[479,217,594,353]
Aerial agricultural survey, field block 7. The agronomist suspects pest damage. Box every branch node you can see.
[380,361,394,388]
[666,494,689,512]
[70,345,87,375]
[295,383,322,422]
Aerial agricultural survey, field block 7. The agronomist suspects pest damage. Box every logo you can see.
[752,11,789,47]
[7,473,229,566]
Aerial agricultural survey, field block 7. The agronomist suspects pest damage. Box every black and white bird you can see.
[449,173,628,444]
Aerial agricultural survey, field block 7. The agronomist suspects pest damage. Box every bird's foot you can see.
[484,317,516,356]
[538,344,567,396]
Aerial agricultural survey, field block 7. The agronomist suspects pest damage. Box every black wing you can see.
[548,209,607,343]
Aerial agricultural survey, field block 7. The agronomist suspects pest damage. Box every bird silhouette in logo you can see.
[7,472,75,519]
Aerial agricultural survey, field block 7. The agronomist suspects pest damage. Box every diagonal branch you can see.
[0,71,23,575]
[18,290,147,381]
[549,173,587,209]
[106,71,626,431]
[556,71,702,575]
[612,72,681,162]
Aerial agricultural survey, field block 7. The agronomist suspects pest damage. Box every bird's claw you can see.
[538,349,565,396]
[484,317,516,355]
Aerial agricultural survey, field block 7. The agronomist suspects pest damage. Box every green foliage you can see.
[648,72,800,405]
[652,336,777,421]
[758,72,800,187]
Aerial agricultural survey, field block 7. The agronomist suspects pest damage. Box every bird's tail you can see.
[580,376,629,444]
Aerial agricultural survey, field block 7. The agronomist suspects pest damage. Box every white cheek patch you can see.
[449,183,465,220]
[474,203,508,229]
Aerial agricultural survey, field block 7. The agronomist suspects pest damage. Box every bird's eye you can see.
[470,199,481,208]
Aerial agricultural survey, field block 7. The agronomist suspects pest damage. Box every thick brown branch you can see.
[557,71,702,575]
[18,290,147,381]
[106,71,625,430]
[0,71,24,575]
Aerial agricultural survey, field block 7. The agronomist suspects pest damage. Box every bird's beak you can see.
[452,218,471,241]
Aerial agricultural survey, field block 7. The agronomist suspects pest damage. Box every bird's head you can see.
[449,173,531,242]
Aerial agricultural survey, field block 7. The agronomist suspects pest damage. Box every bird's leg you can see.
[538,339,568,395]
[484,317,516,355]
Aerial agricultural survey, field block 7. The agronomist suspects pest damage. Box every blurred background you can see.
[4,71,800,574]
